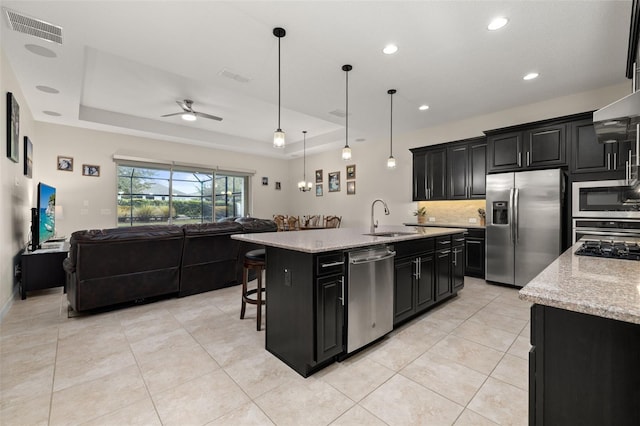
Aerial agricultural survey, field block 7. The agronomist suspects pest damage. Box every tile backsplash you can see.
[417,200,487,226]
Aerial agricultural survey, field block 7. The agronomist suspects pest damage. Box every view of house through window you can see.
[117,163,248,226]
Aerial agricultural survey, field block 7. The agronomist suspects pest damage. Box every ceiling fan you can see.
[161,99,222,122]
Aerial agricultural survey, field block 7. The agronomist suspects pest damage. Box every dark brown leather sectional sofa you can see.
[63,218,276,312]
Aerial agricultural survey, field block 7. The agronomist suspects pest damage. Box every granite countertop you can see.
[232,225,467,254]
[404,222,485,230]
[519,241,640,325]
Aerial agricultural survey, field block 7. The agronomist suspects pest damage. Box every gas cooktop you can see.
[575,240,640,261]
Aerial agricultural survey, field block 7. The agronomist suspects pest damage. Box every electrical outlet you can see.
[469,218,478,223]
[428,217,436,222]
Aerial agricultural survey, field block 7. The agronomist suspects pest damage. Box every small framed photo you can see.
[24,136,33,178]
[82,164,100,177]
[328,171,340,192]
[346,164,356,180]
[7,92,19,163]
[347,181,356,195]
[315,169,323,183]
[57,156,73,171]
[262,176,268,186]
[275,181,281,190]
[316,184,323,197]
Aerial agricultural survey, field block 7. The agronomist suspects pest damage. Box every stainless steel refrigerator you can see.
[485,168,563,287]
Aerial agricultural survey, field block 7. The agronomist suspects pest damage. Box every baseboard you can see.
[0,285,19,323]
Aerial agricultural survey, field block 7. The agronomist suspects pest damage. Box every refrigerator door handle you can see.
[509,188,515,244]
[514,188,520,245]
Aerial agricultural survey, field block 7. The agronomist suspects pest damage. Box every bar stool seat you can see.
[240,249,266,331]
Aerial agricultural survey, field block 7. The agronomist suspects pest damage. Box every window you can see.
[117,162,249,226]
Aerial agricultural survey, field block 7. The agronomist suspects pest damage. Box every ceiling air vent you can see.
[329,109,348,118]
[218,68,250,83]
[4,8,63,44]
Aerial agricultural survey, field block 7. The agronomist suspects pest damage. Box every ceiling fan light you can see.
[273,129,285,148]
[181,112,196,121]
[387,156,397,169]
[342,145,352,161]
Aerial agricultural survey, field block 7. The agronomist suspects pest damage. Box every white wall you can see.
[1,48,37,317]
[286,82,631,228]
[32,122,292,238]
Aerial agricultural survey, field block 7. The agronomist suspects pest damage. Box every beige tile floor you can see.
[0,277,530,425]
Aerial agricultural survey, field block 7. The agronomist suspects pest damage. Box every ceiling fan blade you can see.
[161,112,184,117]
[176,100,190,111]
[194,111,223,121]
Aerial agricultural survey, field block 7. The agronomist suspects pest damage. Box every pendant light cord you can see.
[303,131,307,181]
[345,69,349,147]
[390,91,393,156]
[277,36,281,130]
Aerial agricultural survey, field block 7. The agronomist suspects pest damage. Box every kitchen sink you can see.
[363,231,416,237]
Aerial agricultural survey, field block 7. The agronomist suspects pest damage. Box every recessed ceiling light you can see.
[523,72,539,81]
[383,44,398,55]
[43,111,61,116]
[488,17,509,31]
[36,85,59,94]
[419,105,430,111]
[25,44,56,58]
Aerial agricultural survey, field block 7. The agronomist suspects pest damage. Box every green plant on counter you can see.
[413,206,427,217]
[478,208,486,218]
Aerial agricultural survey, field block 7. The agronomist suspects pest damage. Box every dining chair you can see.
[324,215,341,228]
[273,215,286,232]
[304,215,321,227]
[287,215,300,231]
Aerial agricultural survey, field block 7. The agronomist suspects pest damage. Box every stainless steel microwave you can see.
[572,180,640,218]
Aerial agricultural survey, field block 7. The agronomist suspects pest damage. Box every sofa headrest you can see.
[235,218,277,233]
[71,226,184,243]
[182,222,243,236]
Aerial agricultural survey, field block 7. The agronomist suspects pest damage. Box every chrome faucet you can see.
[370,199,390,233]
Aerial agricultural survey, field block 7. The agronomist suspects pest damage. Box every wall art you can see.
[315,169,323,183]
[57,156,73,171]
[6,92,19,163]
[82,164,100,177]
[328,171,340,192]
[24,136,32,178]
[316,184,323,197]
[347,180,356,195]
[346,164,356,180]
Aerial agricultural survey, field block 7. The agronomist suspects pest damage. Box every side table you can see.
[21,242,69,300]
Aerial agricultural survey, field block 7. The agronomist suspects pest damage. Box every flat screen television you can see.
[30,182,56,250]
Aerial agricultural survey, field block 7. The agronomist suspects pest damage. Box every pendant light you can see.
[273,27,286,148]
[297,131,313,192]
[387,89,397,169]
[341,64,352,160]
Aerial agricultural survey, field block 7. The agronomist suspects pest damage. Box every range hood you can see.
[593,90,640,144]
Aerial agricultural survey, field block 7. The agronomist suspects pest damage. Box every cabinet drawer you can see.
[435,235,452,247]
[465,228,485,239]
[394,238,434,258]
[315,252,344,276]
[451,233,465,246]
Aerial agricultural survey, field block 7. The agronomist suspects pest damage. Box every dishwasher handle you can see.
[349,250,396,265]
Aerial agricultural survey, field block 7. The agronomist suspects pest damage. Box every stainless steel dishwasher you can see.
[346,245,396,353]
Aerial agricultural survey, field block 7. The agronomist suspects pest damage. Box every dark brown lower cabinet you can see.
[530,304,640,425]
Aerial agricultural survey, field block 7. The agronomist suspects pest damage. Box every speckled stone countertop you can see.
[404,222,485,230]
[232,225,466,254]
[519,241,640,325]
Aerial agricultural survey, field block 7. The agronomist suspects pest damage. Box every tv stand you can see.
[21,242,69,300]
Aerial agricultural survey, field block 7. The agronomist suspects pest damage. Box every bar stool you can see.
[240,249,266,331]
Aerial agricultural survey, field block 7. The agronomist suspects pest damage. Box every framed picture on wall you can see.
[57,156,73,171]
[82,164,100,177]
[262,176,268,186]
[347,181,356,195]
[328,171,340,192]
[315,169,323,183]
[275,181,281,190]
[24,136,32,178]
[6,92,19,163]
[316,184,323,196]
[346,164,356,180]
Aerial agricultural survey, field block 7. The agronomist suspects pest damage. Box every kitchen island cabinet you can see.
[520,242,640,425]
[233,226,465,377]
[393,238,436,325]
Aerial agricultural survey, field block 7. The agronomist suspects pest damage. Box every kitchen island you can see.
[519,241,640,425]
[233,225,466,377]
